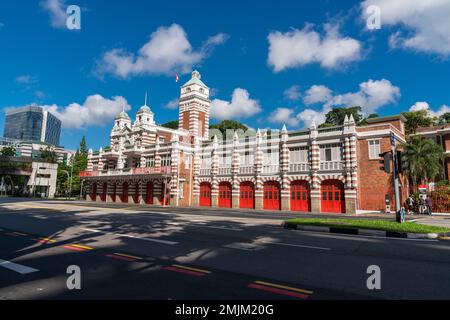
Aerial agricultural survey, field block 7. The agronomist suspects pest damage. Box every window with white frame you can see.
[240,151,254,165]
[220,153,232,167]
[184,154,191,169]
[179,181,184,198]
[368,140,381,159]
[319,143,342,162]
[201,153,212,168]
[263,149,279,165]
[161,154,171,167]
[290,146,309,163]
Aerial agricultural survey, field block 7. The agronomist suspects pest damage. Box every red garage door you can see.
[122,182,129,203]
[145,181,153,204]
[291,181,310,212]
[91,182,97,201]
[101,182,107,202]
[321,180,345,213]
[199,182,212,207]
[218,182,232,208]
[239,182,255,209]
[264,181,281,211]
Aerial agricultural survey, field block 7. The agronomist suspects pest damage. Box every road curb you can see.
[282,222,449,239]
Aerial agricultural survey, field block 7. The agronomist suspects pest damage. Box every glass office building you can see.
[3,106,61,146]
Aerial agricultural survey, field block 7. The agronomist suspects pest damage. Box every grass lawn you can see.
[284,218,450,234]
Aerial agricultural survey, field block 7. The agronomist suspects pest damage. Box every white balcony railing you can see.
[218,167,232,175]
[199,168,211,176]
[239,165,254,174]
[319,161,344,171]
[262,164,279,174]
[289,163,310,172]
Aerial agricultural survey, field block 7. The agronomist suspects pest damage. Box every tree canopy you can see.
[161,121,179,130]
[319,107,365,128]
[210,120,248,135]
[0,146,16,157]
[401,110,434,134]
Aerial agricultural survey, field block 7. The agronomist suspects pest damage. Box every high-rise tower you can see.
[178,70,210,140]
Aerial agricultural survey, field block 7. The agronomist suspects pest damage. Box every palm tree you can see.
[402,136,444,189]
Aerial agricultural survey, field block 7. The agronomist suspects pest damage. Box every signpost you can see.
[391,132,403,223]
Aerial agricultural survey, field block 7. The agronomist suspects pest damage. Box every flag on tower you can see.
[175,74,179,83]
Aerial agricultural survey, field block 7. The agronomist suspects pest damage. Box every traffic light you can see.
[379,152,391,173]
[396,151,408,174]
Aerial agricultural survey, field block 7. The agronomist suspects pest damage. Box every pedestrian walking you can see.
[426,197,433,216]
[406,196,414,215]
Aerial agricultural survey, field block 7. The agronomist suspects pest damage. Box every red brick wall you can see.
[444,134,450,152]
[357,137,408,211]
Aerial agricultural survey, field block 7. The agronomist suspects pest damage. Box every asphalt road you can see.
[0,198,449,300]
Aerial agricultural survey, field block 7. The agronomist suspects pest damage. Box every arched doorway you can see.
[321,180,345,213]
[290,180,310,212]
[111,183,117,202]
[145,181,153,204]
[101,182,107,202]
[122,182,129,203]
[133,182,140,204]
[91,182,97,201]
[239,181,255,209]
[199,182,212,207]
[263,181,281,210]
[218,182,232,208]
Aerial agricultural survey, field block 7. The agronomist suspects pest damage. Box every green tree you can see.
[161,120,179,130]
[319,107,364,128]
[39,146,58,163]
[0,146,16,157]
[438,112,450,125]
[210,120,248,136]
[401,110,433,134]
[402,136,444,189]
[367,113,379,119]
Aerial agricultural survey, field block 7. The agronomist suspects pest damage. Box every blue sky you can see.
[1,0,449,150]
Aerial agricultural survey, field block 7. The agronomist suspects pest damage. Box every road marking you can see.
[0,259,39,275]
[164,266,206,277]
[254,281,314,295]
[224,242,264,251]
[81,228,178,245]
[106,253,136,262]
[113,253,142,260]
[248,283,310,299]
[70,244,94,250]
[262,241,331,251]
[172,264,211,274]
[194,225,243,231]
[63,245,87,252]
[37,237,56,244]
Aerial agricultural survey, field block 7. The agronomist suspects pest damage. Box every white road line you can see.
[0,259,39,274]
[262,241,331,251]
[81,228,178,245]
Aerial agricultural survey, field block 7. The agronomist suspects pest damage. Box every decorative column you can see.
[153,140,162,204]
[280,125,290,211]
[344,114,357,214]
[192,137,201,207]
[309,121,321,213]
[211,136,219,208]
[231,132,240,209]
[255,129,264,210]
[169,135,180,207]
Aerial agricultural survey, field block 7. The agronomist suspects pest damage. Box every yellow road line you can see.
[172,264,211,274]
[254,281,313,295]
[39,237,56,243]
[113,253,142,260]
[70,244,94,250]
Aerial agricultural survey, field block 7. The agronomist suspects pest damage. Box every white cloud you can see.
[10,95,131,129]
[210,88,262,120]
[0,22,5,29]
[96,24,228,79]
[269,108,300,127]
[409,101,450,117]
[268,23,362,72]
[362,0,450,56]
[16,75,37,85]
[283,85,301,101]
[40,0,67,29]
[294,79,400,128]
[303,85,332,105]
[164,98,179,110]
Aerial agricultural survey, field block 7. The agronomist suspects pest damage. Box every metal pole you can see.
[163,177,167,207]
[392,146,401,217]
[80,179,84,200]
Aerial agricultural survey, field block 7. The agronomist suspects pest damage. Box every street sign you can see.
[390,132,396,147]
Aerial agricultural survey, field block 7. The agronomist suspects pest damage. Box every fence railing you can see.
[262,164,279,174]
[218,167,232,175]
[289,163,310,172]
[239,165,254,174]
[199,168,211,176]
[319,161,344,171]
